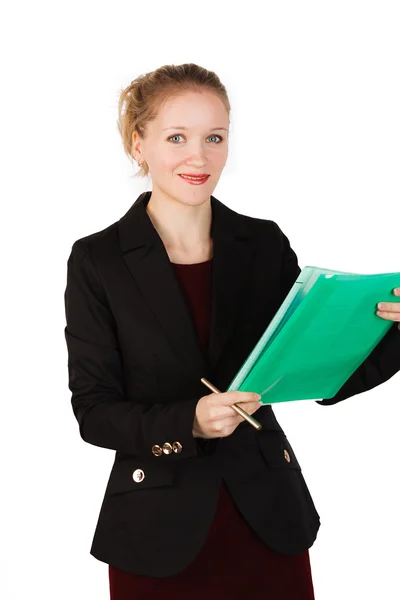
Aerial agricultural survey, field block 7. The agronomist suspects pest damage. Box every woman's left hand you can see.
[376,287,400,330]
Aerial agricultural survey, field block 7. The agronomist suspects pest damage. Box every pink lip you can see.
[178,174,210,185]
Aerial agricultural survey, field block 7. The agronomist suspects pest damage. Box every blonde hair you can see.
[117,63,231,178]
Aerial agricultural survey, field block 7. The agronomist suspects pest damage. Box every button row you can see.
[152,441,182,456]
[134,449,290,484]
[133,448,290,484]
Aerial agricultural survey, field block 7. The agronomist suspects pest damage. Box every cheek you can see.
[149,152,176,174]
[157,149,180,170]
[214,148,228,168]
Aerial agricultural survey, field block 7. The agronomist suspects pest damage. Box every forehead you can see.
[154,92,228,129]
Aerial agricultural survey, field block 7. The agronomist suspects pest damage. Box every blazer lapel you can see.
[118,191,254,381]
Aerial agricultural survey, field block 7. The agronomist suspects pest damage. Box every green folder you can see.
[226,266,400,404]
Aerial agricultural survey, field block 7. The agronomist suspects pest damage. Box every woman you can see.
[64,63,400,599]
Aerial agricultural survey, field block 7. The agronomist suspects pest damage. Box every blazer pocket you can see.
[105,458,174,495]
[257,431,302,470]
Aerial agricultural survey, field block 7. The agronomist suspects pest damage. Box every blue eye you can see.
[208,134,223,143]
[168,134,224,144]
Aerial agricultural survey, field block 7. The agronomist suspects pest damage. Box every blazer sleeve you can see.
[64,239,206,459]
[273,221,400,406]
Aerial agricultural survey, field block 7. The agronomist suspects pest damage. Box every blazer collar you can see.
[118,191,254,381]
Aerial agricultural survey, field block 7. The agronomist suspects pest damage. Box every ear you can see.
[131,130,142,161]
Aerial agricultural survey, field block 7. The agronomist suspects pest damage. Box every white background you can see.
[2,1,399,598]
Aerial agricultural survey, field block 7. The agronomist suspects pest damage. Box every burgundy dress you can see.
[108,258,315,600]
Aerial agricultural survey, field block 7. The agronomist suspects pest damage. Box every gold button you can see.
[132,469,145,483]
[162,442,173,455]
[284,449,291,463]
[152,444,163,457]
[172,441,182,454]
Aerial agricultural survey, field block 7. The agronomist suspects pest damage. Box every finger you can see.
[220,402,259,421]
[233,401,261,412]
[235,391,261,401]
[212,419,240,434]
[376,310,400,320]
[236,393,262,403]
[377,302,400,312]
[231,402,261,418]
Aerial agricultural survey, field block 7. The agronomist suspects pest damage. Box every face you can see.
[131,91,229,206]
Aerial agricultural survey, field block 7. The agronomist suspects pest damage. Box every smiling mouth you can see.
[178,174,210,182]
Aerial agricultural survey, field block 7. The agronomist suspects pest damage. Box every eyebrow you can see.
[162,126,228,131]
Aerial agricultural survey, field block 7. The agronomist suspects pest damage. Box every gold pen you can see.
[200,378,262,431]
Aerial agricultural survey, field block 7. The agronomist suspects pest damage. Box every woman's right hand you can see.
[192,390,262,439]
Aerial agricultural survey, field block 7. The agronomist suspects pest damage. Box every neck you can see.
[145,188,212,253]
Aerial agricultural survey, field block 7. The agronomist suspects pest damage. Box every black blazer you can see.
[64,191,400,578]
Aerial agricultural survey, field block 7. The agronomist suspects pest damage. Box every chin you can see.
[177,196,211,208]
[173,184,213,202]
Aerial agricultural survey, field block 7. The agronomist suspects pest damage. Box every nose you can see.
[184,141,209,166]
[184,157,207,170]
